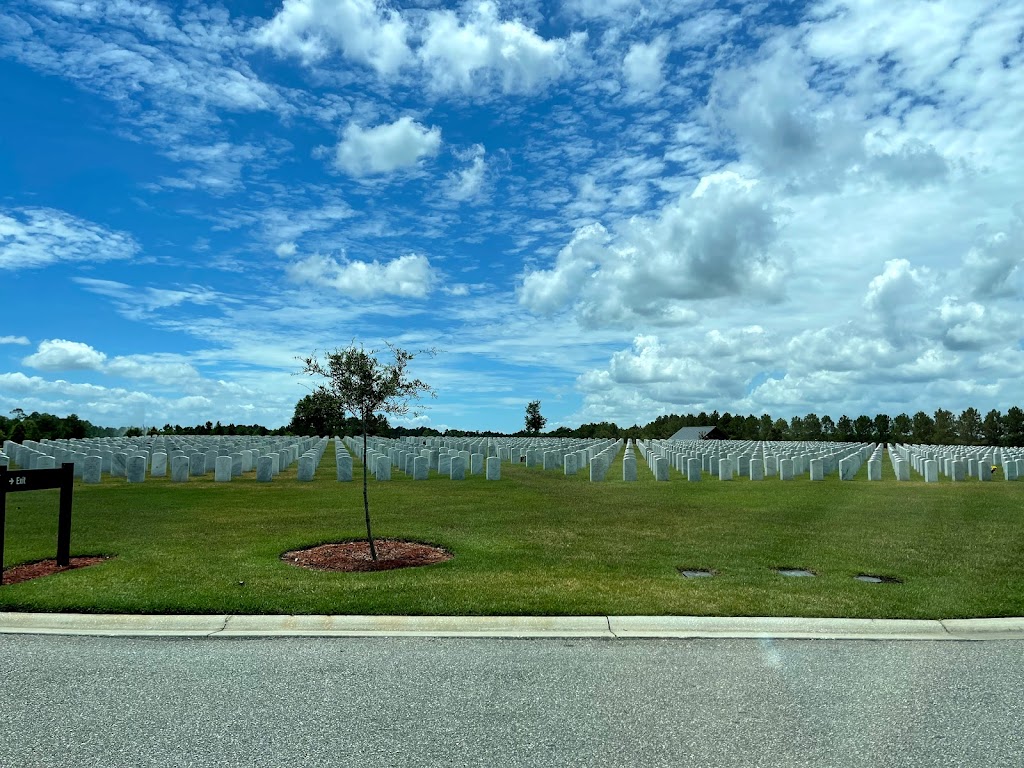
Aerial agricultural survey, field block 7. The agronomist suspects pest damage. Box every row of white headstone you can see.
[630,439,875,481]
[338,436,625,481]
[889,444,1023,482]
[5,435,1020,485]
[622,438,1023,482]
[1,436,327,484]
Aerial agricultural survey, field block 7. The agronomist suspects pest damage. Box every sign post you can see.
[0,462,75,585]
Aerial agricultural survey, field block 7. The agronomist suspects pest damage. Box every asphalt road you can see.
[1,636,1022,767]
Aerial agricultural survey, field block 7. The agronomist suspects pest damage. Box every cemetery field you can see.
[1,443,1022,619]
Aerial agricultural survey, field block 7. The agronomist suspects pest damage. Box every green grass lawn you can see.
[2,443,1022,618]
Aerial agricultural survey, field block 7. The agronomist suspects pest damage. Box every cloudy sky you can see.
[1,0,1022,433]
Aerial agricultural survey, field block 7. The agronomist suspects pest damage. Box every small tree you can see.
[300,342,434,561]
[525,400,546,435]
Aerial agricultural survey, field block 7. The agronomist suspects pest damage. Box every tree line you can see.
[0,410,290,444]
[7,402,1024,448]
[545,407,1024,447]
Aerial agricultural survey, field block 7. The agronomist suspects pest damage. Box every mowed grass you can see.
[2,443,1022,618]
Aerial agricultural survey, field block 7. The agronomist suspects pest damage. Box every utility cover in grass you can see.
[776,568,816,577]
[855,574,902,584]
[679,568,715,578]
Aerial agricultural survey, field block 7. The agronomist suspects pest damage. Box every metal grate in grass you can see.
[855,574,902,584]
[678,568,716,579]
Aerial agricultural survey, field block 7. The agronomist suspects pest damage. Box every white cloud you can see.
[257,0,576,94]
[0,371,286,429]
[0,336,30,345]
[257,0,411,74]
[518,171,785,327]
[446,144,487,202]
[0,2,286,146]
[73,278,224,321]
[333,117,441,177]
[622,35,667,97]
[418,1,572,94]
[962,222,1024,299]
[863,259,932,314]
[0,207,138,269]
[105,354,201,384]
[286,252,435,298]
[934,297,1014,352]
[23,339,107,371]
[151,142,269,195]
[275,242,298,258]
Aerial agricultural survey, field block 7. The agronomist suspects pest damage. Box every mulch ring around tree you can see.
[283,539,453,573]
[2,556,112,586]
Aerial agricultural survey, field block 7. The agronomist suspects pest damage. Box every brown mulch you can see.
[2,556,111,586]
[283,539,453,572]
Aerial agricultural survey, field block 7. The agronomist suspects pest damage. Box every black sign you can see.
[1,462,75,583]
[3,468,65,493]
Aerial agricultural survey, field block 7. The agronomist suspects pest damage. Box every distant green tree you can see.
[891,413,912,443]
[10,421,26,443]
[789,415,804,440]
[956,407,983,444]
[911,411,934,443]
[981,409,1003,446]
[123,427,144,437]
[933,409,956,445]
[872,413,891,444]
[852,415,873,442]
[1004,406,1024,447]
[525,400,546,435]
[835,415,853,442]
[61,413,90,440]
[803,413,822,441]
[820,415,836,439]
[291,390,346,436]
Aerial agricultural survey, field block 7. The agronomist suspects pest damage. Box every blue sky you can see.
[1,0,1022,433]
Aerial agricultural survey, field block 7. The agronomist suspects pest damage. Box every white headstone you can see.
[215,455,232,482]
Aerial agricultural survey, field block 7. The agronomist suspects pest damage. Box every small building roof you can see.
[668,425,727,441]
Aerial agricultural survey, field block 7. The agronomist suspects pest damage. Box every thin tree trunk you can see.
[362,428,377,560]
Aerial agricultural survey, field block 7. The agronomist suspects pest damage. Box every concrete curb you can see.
[2,613,1023,639]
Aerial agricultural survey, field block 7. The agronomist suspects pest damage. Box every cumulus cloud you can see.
[0,207,138,270]
[333,117,441,177]
[518,171,785,327]
[934,297,1014,352]
[0,336,30,345]
[0,371,279,428]
[257,0,575,94]
[418,1,572,93]
[256,0,411,74]
[22,339,107,371]
[286,252,435,298]
[622,35,668,98]
[962,221,1024,299]
[863,259,932,314]
[105,354,201,384]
